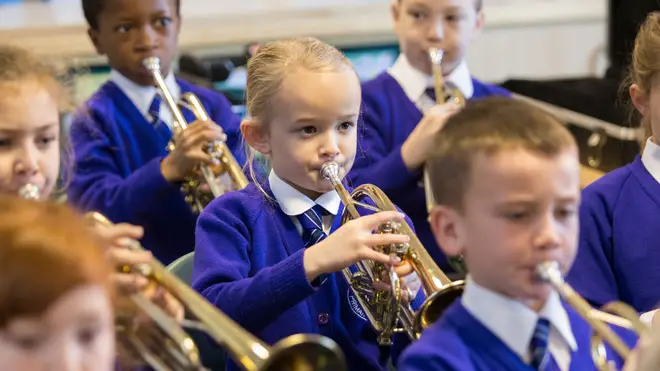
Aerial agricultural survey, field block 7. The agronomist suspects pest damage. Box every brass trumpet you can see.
[424,47,468,273]
[19,183,346,370]
[428,47,466,108]
[142,57,249,214]
[87,212,347,371]
[320,162,464,345]
[535,261,647,371]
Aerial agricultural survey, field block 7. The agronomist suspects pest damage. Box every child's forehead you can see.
[100,0,176,20]
[399,0,476,9]
[466,148,580,199]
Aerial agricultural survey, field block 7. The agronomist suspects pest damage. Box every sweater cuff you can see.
[269,249,318,302]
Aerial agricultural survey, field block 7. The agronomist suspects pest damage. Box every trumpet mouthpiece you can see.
[142,57,161,72]
[428,48,444,65]
[18,183,40,200]
[535,261,562,284]
[320,162,339,181]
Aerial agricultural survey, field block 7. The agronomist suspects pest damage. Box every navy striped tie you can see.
[296,204,329,248]
[529,318,559,370]
[296,204,329,285]
[148,94,172,142]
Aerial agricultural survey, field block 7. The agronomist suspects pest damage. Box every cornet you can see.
[424,47,468,273]
[320,162,464,345]
[536,261,647,371]
[142,57,249,214]
[20,183,346,371]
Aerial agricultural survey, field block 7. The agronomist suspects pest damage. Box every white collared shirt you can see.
[268,170,341,235]
[639,138,660,324]
[387,53,474,113]
[462,276,577,371]
[641,138,660,184]
[110,69,180,132]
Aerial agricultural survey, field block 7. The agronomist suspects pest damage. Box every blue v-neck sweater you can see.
[67,79,245,264]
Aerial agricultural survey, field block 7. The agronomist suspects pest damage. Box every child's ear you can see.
[241,119,271,155]
[87,28,104,55]
[391,0,402,32]
[471,9,485,39]
[428,205,465,257]
[630,84,648,116]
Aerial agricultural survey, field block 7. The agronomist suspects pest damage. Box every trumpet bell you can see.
[414,280,464,333]
[260,334,347,371]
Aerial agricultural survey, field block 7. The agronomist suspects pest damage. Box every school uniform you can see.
[348,55,510,272]
[67,70,245,265]
[192,170,424,371]
[567,138,660,314]
[397,276,637,371]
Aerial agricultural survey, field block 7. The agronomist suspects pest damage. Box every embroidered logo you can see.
[347,287,367,321]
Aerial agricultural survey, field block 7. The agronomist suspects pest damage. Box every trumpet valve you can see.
[393,242,410,256]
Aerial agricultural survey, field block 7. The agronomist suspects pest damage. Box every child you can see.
[566,12,660,318]
[68,0,246,265]
[192,37,424,371]
[0,44,181,318]
[398,97,637,370]
[349,0,510,272]
[0,196,116,371]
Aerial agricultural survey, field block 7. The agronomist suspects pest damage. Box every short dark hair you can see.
[398,0,483,11]
[427,97,576,210]
[82,0,181,30]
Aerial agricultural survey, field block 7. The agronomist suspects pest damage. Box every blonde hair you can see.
[0,45,75,198]
[625,12,660,147]
[244,37,356,188]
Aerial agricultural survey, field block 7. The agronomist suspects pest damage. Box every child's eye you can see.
[37,136,57,149]
[300,126,316,135]
[337,121,354,132]
[77,326,100,346]
[504,211,530,222]
[408,10,426,20]
[155,17,172,28]
[556,208,577,220]
[115,24,132,33]
[12,334,42,351]
[0,138,11,148]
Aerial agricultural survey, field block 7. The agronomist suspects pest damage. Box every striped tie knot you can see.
[296,204,329,248]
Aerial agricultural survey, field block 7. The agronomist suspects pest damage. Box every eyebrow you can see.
[0,122,58,133]
[293,113,359,123]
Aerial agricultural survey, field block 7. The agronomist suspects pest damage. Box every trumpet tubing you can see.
[87,212,347,371]
[535,261,647,371]
[142,57,249,214]
[424,48,468,274]
[320,162,464,344]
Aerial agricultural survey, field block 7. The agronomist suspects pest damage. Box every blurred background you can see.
[0,0,652,174]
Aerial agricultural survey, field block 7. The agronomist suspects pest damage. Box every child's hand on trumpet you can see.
[372,260,422,303]
[93,221,185,322]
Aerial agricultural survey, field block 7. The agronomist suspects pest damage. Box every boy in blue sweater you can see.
[398,97,638,370]
[67,0,245,264]
[349,0,509,272]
